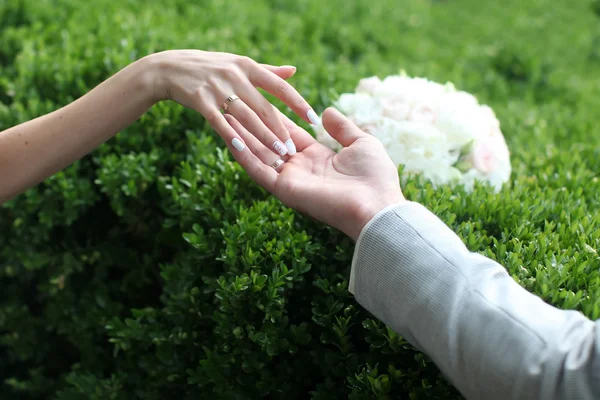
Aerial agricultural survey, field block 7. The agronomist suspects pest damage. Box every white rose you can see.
[355,76,382,95]
[409,104,436,123]
[375,76,445,108]
[435,91,490,146]
[315,73,511,192]
[335,93,382,125]
[373,120,457,168]
[380,98,411,121]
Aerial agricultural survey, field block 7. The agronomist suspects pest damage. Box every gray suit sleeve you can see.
[349,202,600,400]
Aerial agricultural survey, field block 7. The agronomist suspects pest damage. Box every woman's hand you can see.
[1,50,318,203]
[148,50,319,156]
[223,107,405,240]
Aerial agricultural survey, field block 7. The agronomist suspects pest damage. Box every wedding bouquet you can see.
[313,73,512,191]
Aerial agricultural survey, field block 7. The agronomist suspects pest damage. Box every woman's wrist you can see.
[135,53,167,105]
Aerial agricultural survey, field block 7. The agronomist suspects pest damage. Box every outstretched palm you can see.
[225,108,404,240]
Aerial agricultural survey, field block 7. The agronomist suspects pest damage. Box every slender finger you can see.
[261,64,297,80]
[240,83,297,155]
[225,113,283,168]
[199,103,246,147]
[248,66,320,126]
[321,107,367,147]
[274,108,318,152]
[224,96,289,157]
[223,114,279,191]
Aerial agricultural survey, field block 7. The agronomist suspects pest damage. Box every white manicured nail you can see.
[281,65,296,69]
[307,109,321,125]
[232,138,245,151]
[285,139,297,156]
[273,140,288,156]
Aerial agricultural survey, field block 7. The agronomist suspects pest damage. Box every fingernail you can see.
[232,138,245,151]
[285,139,297,156]
[307,109,321,125]
[273,140,288,156]
[281,65,296,70]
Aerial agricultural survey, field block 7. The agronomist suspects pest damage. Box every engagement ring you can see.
[222,94,240,112]
[271,159,285,170]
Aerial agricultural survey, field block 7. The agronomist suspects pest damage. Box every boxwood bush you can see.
[2,0,600,398]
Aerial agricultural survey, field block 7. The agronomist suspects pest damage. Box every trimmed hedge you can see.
[2,0,600,398]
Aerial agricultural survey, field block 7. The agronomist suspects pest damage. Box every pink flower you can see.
[472,142,495,173]
[381,98,411,120]
[409,104,435,123]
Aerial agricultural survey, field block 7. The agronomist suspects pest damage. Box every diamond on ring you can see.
[271,159,285,170]
[223,95,240,112]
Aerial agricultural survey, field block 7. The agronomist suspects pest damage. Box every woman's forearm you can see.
[0,50,317,203]
[0,56,158,202]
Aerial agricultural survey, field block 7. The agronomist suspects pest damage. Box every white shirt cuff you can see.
[348,201,410,294]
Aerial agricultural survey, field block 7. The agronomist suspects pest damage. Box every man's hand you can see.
[224,107,405,240]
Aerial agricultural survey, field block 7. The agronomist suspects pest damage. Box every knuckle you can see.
[206,76,220,89]
[261,130,271,143]
[236,56,255,70]
[222,66,242,80]
[333,120,348,137]
[193,87,204,100]
[258,104,272,120]
[238,151,251,164]
[251,164,264,179]
[257,147,271,161]
[276,125,288,138]
[239,109,253,123]
[205,112,221,124]
[274,81,288,97]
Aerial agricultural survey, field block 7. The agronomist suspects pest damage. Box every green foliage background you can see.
[2,0,600,398]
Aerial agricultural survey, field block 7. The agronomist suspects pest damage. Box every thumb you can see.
[261,64,297,80]
[322,107,367,147]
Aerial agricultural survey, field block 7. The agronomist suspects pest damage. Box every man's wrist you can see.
[348,195,406,241]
